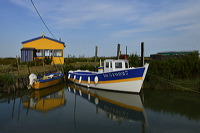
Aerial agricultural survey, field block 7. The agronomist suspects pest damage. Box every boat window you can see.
[110,62,112,68]
[54,50,63,57]
[125,62,129,68]
[106,62,109,68]
[115,62,122,68]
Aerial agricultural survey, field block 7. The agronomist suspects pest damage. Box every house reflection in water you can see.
[24,83,66,113]
[68,83,148,125]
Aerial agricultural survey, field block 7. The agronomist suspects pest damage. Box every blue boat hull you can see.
[68,63,149,93]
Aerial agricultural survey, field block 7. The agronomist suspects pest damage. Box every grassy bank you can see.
[0,64,55,92]
[1,53,200,93]
[144,53,200,92]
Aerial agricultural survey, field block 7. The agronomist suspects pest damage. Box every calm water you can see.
[0,83,199,133]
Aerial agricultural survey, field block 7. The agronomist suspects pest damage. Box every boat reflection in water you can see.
[68,83,148,124]
[24,83,66,113]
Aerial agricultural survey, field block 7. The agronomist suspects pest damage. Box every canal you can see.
[0,83,199,133]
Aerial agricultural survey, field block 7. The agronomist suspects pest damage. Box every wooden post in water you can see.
[125,46,127,60]
[16,55,20,77]
[59,57,66,81]
[117,44,120,59]
[141,42,144,67]
[34,57,39,75]
[42,56,45,74]
[95,46,98,71]
[10,68,16,92]
[26,56,30,75]
[16,55,20,89]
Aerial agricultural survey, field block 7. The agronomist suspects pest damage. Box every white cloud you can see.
[111,28,148,38]
[9,0,142,28]
[110,0,200,38]
[9,0,31,8]
[9,0,200,31]
[142,2,200,28]
[175,23,200,32]
[50,1,138,29]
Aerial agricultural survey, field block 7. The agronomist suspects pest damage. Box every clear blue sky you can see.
[0,0,200,57]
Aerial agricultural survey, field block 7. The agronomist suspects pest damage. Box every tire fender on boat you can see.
[73,75,76,81]
[68,74,71,79]
[87,76,90,87]
[79,76,82,83]
[94,76,98,84]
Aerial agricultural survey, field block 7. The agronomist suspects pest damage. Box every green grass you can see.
[1,53,200,93]
[0,64,56,92]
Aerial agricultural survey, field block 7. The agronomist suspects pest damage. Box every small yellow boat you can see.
[28,72,63,89]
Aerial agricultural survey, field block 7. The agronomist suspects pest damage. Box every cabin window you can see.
[44,50,53,56]
[125,62,129,68]
[54,50,63,57]
[115,62,122,68]
[35,49,43,57]
[106,62,109,68]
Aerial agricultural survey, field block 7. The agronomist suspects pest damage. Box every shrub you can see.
[44,57,52,65]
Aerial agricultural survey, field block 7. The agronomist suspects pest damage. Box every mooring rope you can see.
[147,73,200,94]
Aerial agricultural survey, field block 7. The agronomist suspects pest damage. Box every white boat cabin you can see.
[98,59,129,73]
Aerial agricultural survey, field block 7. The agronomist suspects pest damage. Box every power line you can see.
[31,0,56,39]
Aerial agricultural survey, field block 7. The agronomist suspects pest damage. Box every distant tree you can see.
[129,53,140,67]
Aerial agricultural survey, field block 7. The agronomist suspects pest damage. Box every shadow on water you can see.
[23,83,66,114]
[68,83,148,123]
[143,89,200,121]
[68,83,148,133]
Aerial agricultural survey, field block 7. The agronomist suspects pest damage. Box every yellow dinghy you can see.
[28,72,63,89]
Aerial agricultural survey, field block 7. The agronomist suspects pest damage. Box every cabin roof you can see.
[104,59,129,62]
[22,35,65,46]
[20,47,35,50]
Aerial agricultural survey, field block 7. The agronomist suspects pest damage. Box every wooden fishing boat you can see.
[68,59,149,93]
[28,72,63,89]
